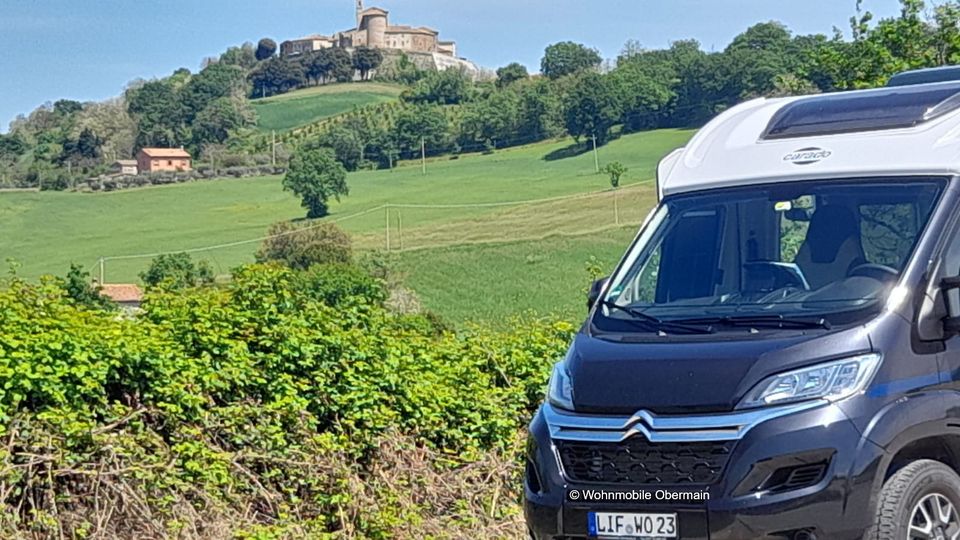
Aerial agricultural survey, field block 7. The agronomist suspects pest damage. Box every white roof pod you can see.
[657,80,960,199]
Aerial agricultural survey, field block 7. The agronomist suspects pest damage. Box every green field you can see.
[395,228,639,323]
[251,82,404,132]
[0,129,693,322]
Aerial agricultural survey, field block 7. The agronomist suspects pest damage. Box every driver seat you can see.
[794,205,866,289]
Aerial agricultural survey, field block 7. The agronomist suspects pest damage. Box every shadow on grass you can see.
[542,142,591,162]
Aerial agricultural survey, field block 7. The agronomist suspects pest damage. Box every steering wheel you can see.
[847,263,900,282]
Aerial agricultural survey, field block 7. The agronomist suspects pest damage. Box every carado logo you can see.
[783,147,832,165]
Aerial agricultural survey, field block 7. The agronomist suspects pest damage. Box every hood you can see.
[568,325,872,415]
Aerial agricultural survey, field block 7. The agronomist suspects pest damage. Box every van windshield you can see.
[595,178,946,334]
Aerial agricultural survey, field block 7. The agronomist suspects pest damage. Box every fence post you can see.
[398,210,403,251]
[385,206,390,251]
[614,190,620,225]
[421,137,427,175]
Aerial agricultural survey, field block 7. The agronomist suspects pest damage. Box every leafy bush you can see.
[256,220,353,270]
[58,263,115,310]
[0,263,574,537]
[140,252,214,289]
[602,161,628,188]
[294,263,387,307]
[0,265,573,538]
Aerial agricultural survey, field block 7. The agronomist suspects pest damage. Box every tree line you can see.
[279,0,960,217]
[4,0,960,191]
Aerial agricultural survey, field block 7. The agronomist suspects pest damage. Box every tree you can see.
[353,47,384,80]
[317,125,365,170]
[562,72,622,144]
[58,264,113,310]
[541,42,602,79]
[516,78,564,141]
[127,79,189,149]
[304,50,332,84]
[256,221,353,269]
[256,38,278,61]
[460,91,521,150]
[602,161,627,188]
[327,48,356,82]
[249,58,306,97]
[609,51,676,131]
[140,253,214,290]
[283,147,349,218]
[192,95,257,146]
[180,63,248,121]
[403,68,474,105]
[393,105,451,158]
[60,127,102,165]
[0,133,27,163]
[73,98,136,162]
[53,99,83,117]
[496,62,529,88]
[219,42,258,69]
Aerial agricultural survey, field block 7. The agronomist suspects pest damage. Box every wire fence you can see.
[94,180,658,283]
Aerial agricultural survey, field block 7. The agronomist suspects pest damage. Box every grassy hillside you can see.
[251,82,404,132]
[395,228,639,323]
[0,129,693,321]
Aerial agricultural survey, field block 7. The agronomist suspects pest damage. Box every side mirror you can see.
[943,276,960,335]
[587,277,609,310]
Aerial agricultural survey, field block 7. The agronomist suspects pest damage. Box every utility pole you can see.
[98,258,105,284]
[271,130,277,166]
[385,206,390,251]
[421,137,426,175]
[592,134,600,174]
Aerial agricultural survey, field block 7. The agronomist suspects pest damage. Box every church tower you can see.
[356,0,364,26]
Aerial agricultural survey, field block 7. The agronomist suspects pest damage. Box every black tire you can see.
[866,459,960,540]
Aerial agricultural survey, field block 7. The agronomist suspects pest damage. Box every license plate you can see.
[588,512,678,538]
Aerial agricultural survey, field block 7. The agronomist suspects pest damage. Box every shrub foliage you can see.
[256,220,353,270]
[0,263,573,538]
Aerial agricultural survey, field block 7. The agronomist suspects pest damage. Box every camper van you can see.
[525,74,960,539]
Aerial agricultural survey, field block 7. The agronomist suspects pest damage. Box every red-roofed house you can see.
[99,284,144,309]
[136,148,192,173]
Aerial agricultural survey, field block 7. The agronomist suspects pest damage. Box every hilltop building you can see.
[280,2,458,59]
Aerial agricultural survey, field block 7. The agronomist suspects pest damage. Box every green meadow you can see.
[251,82,404,132]
[0,129,693,322]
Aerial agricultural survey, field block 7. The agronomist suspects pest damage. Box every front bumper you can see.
[524,402,883,539]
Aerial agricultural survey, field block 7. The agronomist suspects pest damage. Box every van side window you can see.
[942,225,960,319]
[629,245,661,304]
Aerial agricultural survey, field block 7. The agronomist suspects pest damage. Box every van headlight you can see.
[738,353,882,409]
[547,360,575,411]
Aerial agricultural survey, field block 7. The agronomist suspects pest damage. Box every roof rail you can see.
[887,66,960,87]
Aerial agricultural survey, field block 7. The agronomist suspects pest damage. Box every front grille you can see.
[557,437,735,485]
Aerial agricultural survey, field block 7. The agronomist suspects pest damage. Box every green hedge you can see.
[0,264,573,537]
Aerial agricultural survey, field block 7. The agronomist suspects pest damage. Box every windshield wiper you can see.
[599,301,715,335]
[672,314,832,331]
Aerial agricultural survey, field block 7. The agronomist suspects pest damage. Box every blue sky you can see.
[1,0,904,132]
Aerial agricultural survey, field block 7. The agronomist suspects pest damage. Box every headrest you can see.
[805,205,859,264]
